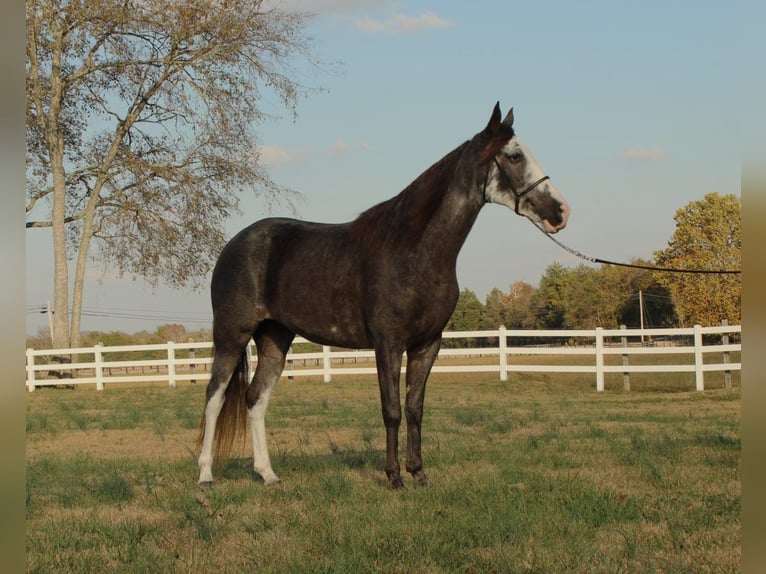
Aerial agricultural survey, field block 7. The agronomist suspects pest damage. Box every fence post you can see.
[498,326,508,382]
[595,327,604,392]
[621,325,630,391]
[245,341,254,378]
[94,343,104,391]
[286,341,294,382]
[322,345,332,383]
[721,319,731,390]
[189,339,197,384]
[167,341,177,389]
[26,348,36,392]
[693,324,704,391]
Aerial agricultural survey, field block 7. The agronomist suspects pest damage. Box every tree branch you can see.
[27,211,86,228]
[26,188,52,213]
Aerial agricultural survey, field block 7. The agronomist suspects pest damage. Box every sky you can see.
[26,0,752,337]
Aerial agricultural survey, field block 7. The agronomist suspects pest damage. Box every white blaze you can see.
[484,136,569,232]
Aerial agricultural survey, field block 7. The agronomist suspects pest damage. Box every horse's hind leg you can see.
[247,321,294,484]
[197,339,249,484]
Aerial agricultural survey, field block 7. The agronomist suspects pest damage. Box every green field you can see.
[26,371,740,573]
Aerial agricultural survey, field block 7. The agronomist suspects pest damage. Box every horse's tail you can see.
[197,346,250,468]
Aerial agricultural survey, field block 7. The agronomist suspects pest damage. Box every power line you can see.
[27,304,212,324]
[80,310,212,323]
[628,292,673,303]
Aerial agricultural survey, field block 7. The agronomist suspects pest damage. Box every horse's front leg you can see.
[404,337,442,486]
[374,343,405,489]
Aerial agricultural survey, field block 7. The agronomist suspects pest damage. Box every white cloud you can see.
[256,144,310,165]
[265,2,454,35]
[267,0,388,16]
[327,139,350,156]
[620,147,666,161]
[326,139,369,156]
[256,140,369,165]
[353,11,454,35]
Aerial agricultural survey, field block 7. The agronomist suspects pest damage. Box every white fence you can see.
[26,325,741,392]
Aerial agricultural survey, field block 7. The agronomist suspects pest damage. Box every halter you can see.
[484,156,550,214]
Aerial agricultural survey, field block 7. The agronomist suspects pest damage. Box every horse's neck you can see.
[350,142,484,260]
[418,178,483,265]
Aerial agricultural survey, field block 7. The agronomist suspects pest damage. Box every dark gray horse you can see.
[197,103,569,488]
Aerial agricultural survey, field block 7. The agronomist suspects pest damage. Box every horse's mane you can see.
[349,141,470,250]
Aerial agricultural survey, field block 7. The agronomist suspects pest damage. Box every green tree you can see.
[156,324,187,343]
[563,263,671,329]
[527,262,675,330]
[446,288,484,347]
[558,265,600,328]
[529,262,571,328]
[448,288,484,331]
[613,262,677,328]
[503,281,537,329]
[80,330,137,361]
[26,0,319,348]
[482,287,509,329]
[654,193,741,326]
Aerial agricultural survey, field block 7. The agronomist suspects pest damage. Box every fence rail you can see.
[26,325,741,392]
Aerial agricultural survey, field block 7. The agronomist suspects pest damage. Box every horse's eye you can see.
[507,152,524,163]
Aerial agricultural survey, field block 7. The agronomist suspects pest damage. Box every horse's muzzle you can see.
[544,201,569,234]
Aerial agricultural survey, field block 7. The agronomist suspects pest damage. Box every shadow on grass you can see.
[219,443,387,483]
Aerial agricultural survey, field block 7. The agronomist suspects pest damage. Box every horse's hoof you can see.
[407,467,429,486]
[197,480,214,489]
[389,476,406,490]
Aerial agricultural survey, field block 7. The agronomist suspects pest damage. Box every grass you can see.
[26,371,740,573]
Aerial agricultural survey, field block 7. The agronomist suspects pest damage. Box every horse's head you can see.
[479,102,569,233]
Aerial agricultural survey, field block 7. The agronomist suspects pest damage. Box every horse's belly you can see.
[293,323,371,350]
[267,268,371,349]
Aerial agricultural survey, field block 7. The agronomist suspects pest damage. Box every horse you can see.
[197,102,570,489]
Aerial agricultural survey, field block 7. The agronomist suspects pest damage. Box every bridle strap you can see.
[484,157,550,214]
[512,174,550,213]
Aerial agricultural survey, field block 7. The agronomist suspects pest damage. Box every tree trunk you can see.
[70,177,105,349]
[48,19,70,350]
[51,158,70,350]
[70,219,89,350]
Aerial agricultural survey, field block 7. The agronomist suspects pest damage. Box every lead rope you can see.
[530,221,741,274]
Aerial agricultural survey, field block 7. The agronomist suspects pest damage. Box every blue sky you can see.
[26,0,748,336]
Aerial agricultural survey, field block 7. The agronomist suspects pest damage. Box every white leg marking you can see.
[249,383,280,485]
[197,387,226,484]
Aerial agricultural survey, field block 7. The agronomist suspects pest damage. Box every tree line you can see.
[447,262,675,337]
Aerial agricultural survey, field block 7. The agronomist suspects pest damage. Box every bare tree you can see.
[26,0,319,347]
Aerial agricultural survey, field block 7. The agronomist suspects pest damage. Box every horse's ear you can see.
[502,107,514,128]
[485,102,502,134]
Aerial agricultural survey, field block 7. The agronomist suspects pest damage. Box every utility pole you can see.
[45,301,54,345]
[639,290,645,344]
